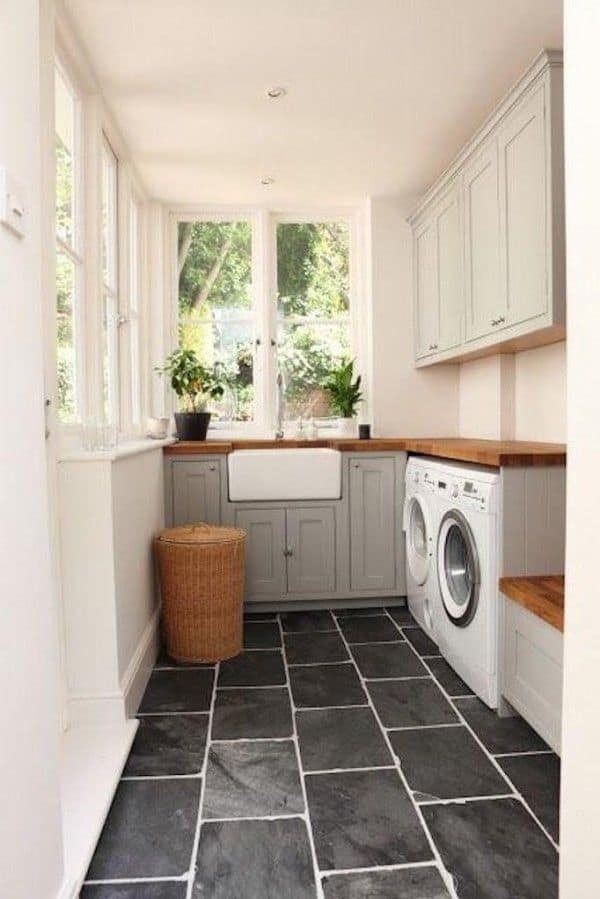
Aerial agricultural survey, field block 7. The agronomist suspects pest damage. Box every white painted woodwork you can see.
[349,457,396,591]
[409,51,564,366]
[502,595,563,753]
[172,460,221,525]
[286,507,336,594]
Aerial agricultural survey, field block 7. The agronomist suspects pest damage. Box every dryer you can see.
[432,461,501,708]
[403,456,441,642]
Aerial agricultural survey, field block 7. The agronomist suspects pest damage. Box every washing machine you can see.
[403,456,441,642]
[432,461,501,708]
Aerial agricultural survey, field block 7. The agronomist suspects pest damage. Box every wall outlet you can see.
[0,167,26,238]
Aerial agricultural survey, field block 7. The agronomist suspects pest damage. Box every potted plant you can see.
[155,348,225,441]
[323,358,363,437]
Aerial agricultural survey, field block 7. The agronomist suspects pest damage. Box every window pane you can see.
[55,67,75,245]
[129,200,141,425]
[56,251,77,422]
[277,321,350,420]
[179,319,255,422]
[102,140,118,290]
[102,293,117,423]
[277,222,350,318]
[178,220,252,319]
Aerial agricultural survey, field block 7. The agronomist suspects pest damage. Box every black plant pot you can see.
[174,411,212,441]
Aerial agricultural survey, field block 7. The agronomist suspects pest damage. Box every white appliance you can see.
[431,461,501,708]
[403,457,441,642]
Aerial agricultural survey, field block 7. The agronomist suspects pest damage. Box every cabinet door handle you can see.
[428,343,439,350]
[491,318,498,326]
[353,462,360,469]
[209,464,216,471]
[497,316,505,324]
[283,545,294,557]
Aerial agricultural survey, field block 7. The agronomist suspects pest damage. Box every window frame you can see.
[100,133,120,427]
[170,207,363,434]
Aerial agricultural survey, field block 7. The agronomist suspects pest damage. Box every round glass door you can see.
[406,496,431,586]
[437,510,479,626]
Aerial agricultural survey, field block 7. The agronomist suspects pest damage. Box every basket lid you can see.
[156,523,246,545]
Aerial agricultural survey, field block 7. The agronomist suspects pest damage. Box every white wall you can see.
[367,195,460,436]
[458,342,566,443]
[560,2,600,895]
[0,0,65,895]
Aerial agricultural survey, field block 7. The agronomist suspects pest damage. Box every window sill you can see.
[58,436,176,463]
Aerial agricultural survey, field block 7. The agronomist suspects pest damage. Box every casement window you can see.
[125,194,143,429]
[55,62,83,423]
[174,213,355,431]
[101,136,119,424]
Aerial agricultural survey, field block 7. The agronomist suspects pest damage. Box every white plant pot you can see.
[337,417,356,437]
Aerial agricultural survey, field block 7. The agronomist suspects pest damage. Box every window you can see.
[174,215,354,430]
[55,63,82,423]
[101,137,119,424]
[127,196,142,428]
[177,219,256,423]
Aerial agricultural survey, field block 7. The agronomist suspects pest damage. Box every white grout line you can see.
[387,722,464,732]
[277,615,327,899]
[201,812,306,824]
[416,792,517,806]
[304,764,397,776]
[84,876,188,885]
[137,710,210,717]
[493,749,556,758]
[362,674,433,683]
[287,659,354,668]
[184,658,220,899]
[331,614,460,899]
[345,638,405,646]
[319,859,443,877]
[121,773,202,781]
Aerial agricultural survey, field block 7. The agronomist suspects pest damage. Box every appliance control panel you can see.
[436,477,497,513]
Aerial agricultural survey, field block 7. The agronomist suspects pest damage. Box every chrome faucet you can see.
[275,370,285,439]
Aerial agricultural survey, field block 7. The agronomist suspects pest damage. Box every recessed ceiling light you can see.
[260,176,275,186]
[266,86,286,99]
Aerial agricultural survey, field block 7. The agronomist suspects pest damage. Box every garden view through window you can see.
[177,218,351,425]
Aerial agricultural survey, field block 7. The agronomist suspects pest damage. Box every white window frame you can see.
[170,206,364,435]
[101,134,119,426]
[54,57,85,428]
[121,189,145,433]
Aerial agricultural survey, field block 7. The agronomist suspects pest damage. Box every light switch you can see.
[0,167,26,238]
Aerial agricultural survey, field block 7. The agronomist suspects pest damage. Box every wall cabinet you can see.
[410,50,564,366]
[172,460,221,526]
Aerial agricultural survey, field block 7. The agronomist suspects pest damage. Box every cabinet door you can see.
[463,143,503,341]
[349,458,396,592]
[498,83,548,326]
[172,461,221,526]
[435,184,463,352]
[234,509,287,598]
[286,508,336,594]
[413,218,439,358]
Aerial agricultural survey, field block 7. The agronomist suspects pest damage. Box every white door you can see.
[498,82,548,326]
[413,218,439,358]
[403,494,433,586]
[463,143,503,341]
[435,184,462,352]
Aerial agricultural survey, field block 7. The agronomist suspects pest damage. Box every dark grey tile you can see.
[155,645,214,669]
[289,663,367,708]
[350,642,427,678]
[423,798,558,899]
[211,687,293,739]
[402,626,439,656]
[138,669,214,714]
[243,620,281,649]
[281,609,336,632]
[203,740,304,818]
[296,707,392,771]
[86,779,200,880]
[455,697,550,754]
[305,769,432,870]
[389,726,508,800]
[427,657,475,697]
[497,753,560,842]
[334,606,386,617]
[218,650,286,687]
[193,818,317,898]
[368,678,459,728]
[338,615,401,643]
[244,611,277,620]
[285,631,349,665]
[385,605,417,626]
[124,714,209,776]
[322,866,451,898]
[81,885,186,899]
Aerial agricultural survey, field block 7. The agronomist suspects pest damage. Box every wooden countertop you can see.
[500,575,565,632]
[164,437,566,467]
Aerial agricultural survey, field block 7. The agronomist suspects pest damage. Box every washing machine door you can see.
[404,494,433,586]
[437,509,480,627]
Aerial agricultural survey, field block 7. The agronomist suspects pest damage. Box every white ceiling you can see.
[65,0,563,206]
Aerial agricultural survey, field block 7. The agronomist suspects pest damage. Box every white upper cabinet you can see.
[409,50,564,366]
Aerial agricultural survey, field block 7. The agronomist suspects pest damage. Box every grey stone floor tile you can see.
[351,641,427,678]
[124,714,209,776]
[243,620,281,648]
[285,630,349,664]
[281,610,336,632]
[334,606,386,617]
[322,866,451,898]
[385,605,417,626]
[138,669,214,714]
[338,615,402,643]
[426,657,475,696]
[296,707,392,771]
[497,752,560,842]
[289,663,367,708]
[402,626,439,656]
[211,686,293,739]
[454,697,550,754]
[81,885,186,898]
[218,650,286,687]
[368,678,458,728]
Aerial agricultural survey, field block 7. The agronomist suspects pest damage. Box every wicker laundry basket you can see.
[154,523,246,663]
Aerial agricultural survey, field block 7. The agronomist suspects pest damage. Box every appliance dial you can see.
[452,482,459,499]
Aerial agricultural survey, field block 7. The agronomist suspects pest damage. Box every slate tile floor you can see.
[83,605,560,899]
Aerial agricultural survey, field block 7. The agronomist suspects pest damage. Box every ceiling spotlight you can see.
[260,177,275,186]
[266,86,286,99]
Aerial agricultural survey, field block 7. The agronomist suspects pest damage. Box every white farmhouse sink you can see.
[228,448,342,501]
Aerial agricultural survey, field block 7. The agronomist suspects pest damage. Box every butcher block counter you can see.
[164,437,566,467]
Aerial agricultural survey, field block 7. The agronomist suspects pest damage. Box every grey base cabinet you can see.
[165,451,407,606]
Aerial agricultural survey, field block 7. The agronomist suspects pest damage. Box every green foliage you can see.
[155,348,225,413]
[323,358,363,418]
[277,222,349,317]
[178,221,252,316]
[56,135,73,243]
